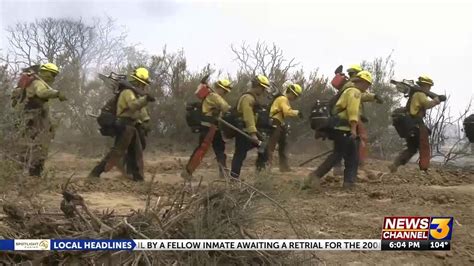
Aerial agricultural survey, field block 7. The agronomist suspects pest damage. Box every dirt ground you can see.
[1,147,473,265]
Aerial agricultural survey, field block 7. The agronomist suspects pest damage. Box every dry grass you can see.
[0,172,319,265]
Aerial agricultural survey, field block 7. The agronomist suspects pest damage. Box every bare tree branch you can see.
[230,41,299,87]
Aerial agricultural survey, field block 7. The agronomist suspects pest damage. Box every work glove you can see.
[297,111,304,120]
[250,133,260,146]
[438,95,447,102]
[374,94,384,104]
[57,91,67,101]
[146,94,156,102]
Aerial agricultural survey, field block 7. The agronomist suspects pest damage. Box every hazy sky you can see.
[1,0,473,112]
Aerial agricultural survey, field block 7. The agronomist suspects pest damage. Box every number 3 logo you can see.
[430,217,453,240]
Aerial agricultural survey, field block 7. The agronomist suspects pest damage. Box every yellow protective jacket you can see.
[361,92,376,102]
[237,92,258,134]
[342,77,376,102]
[333,87,362,131]
[116,89,148,121]
[24,79,59,109]
[202,92,231,117]
[341,80,355,91]
[202,92,231,127]
[409,91,438,117]
[343,79,375,118]
[270,95,299,125]
[343,78,376,102]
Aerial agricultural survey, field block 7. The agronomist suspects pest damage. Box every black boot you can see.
[132,173,144,182]
[256,151,267,172]
[279,159,292,172]
[88,160,106,178]
[342,182,356,190]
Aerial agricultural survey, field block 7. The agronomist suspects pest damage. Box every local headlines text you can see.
[0,239,450,251]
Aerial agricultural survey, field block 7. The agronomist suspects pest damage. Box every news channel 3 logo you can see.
[429,217,453,240]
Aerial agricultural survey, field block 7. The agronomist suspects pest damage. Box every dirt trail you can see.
[3,151,473,264]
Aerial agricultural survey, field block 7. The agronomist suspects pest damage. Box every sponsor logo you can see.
[15,239,50,250]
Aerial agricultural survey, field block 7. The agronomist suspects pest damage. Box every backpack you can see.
[463,114,474,143]
[96,76,133,137]
[310,88,348,138]
[97,93,120,137]
[256,93,283,132]
[310,99,330,130]
[391,107,417,138]
[185,101,204,133]
[391,91,423,138]
[185,78,216,133]
[11,65,40,108]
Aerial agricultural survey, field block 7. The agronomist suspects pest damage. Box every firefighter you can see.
[183,79,233,179]
[389,75,441,173]
[343,64,382,105]
[333,65,383,176]
[303,71,373,189]
[332,64,363,175]
[88,67,155,181]
[262,82,303,172]
[19,63,67,176]
[346,64,363,82]
[230,75,270,179]
[123,103,151,176]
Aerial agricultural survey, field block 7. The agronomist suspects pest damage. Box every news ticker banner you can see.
[0,239,450,251]
[0,216,453,252]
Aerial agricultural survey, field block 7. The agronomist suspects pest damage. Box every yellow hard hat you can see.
[347,64,362,74]
[356,70,373,84]
[253,74,270,89]
[215,79,233,92]
[40,63,59,75]
[417,75,434,86]
[287,83,303,97]
[131,67,150,85]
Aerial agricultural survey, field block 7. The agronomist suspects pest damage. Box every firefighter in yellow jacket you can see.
[261,83,303,172]
[19,63,67,176]
[333,65,383,176]
[184,79,233,178]
[342,65,381,103]
[389,75,441,172]
[230,75,270,179]
[303,71,373,189]
[89,67,155,181]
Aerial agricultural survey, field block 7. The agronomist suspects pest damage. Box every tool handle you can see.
[299,150,333,167]
[218,118,261,146]
[391,79,446,101]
